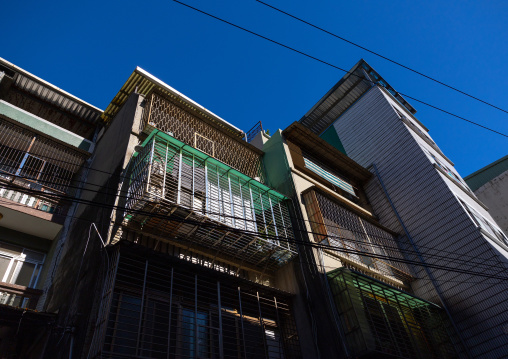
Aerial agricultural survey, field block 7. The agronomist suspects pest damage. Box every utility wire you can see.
[1,171,499,270]
[170,0,508,138]
[254,0,508,116]
[2,180,506,280]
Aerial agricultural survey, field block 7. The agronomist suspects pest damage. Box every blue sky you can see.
[2,0,507,176]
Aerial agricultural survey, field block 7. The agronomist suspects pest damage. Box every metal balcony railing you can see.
[0,282,42,309]
[303,189,413,284]
[124,130,297,271]
[0,118,87,214]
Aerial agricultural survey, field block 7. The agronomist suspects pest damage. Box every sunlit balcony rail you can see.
[124,130,297,271]
[0,118,87,214]
[0,282,42,309]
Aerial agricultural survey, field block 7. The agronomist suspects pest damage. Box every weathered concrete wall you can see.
[474,170,508,236]
[42,93,143,359]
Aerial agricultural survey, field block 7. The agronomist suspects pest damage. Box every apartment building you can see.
[43,67,304,358]
[0,58,102,357]
[297,59,508,358]
[250,122,457,358]
[465,155,508,236]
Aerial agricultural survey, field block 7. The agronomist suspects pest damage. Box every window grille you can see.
[303,190,412,283]
[125,131,297,271]
[0,118,87,194]
[97,246,301,358]
[303,157,356,196]
[141,92,265,182]
[327,268,456,359]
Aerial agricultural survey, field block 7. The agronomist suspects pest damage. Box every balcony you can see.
[0,117,87,217]
[328,268,456,359]
[0,282,42,309]
[303,189,413,285]
[124,130,297,272]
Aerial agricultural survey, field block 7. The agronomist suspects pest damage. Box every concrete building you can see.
[465,155,508,236]
[42,67,306,358]
[251,122,458,358]
[297,59,508,358]
[0,58,102,358]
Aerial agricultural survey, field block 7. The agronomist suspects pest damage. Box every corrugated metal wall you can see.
[329,86,508,358]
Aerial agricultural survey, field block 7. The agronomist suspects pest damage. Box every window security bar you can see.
[124,131,297,271]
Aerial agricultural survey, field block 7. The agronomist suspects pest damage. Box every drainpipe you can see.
[370,163,472,359]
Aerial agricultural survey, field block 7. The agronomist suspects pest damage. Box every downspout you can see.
[370,163,472,359]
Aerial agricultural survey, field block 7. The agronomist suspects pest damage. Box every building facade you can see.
[297,59,508,358]
[251,122,458,358]
[43,67,306,358]
[465,155,508,237]
[0,58,102,358]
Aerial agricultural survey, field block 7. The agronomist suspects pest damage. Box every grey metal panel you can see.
[330,86,508,358]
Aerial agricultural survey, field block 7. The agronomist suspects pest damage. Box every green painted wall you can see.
[0,100,93,152]
[320,126,347,155]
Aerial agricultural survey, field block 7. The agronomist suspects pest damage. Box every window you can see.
[303,156,356,197]
[0,241,45,307]
[459,199,508,245]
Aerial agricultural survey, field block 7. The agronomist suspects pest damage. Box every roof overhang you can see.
[102,67,245,138]
[283,122,372,183]
[0,57,103,126]
[299,59,416,135]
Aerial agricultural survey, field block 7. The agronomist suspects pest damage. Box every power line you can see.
[1,169,499,271]
[1,180,506,281]
[170,0,508,138]
[254,0,508,116]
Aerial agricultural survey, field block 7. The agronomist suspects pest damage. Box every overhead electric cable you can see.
[254,0,508,116]
[2,180,506,280]
[170,0,508,138]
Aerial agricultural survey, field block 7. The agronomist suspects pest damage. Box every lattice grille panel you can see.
[303,190,412,282]
[141,92,265,182]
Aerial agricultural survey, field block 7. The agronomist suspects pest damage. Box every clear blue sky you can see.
[2,0,507,176]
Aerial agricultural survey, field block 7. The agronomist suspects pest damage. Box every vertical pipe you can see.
[268,196,279,240]
[217,167,222,222]
[228,173,236,228]
[192,154,195,211]
[177,148,183,204]
[237,287,248,359]
[217,281,224,359]
[278,203,290,250]
[166,267,174,359]
[258,193,268,236]
[239,180,248,232]
[136,260,149,356]
[162,142,168,199]
[256,291,269,358]
[194,274,198,359]
[205,160,209,214]
[248,184,258,233]
[146,138,156,194]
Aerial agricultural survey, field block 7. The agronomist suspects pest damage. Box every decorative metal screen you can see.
[96,245,301,359]
[327,268,456,359]
[303,190,412,283]
[124,131,297,271]
[141,92,265,182]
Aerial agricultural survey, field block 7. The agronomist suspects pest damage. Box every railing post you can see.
[177,148,183,204]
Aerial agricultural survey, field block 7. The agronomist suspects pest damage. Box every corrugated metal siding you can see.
[330,86,508,358]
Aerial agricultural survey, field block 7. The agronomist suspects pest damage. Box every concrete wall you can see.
[42,93,142,359]
[329,85,508,358]
[473,170,508,236]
